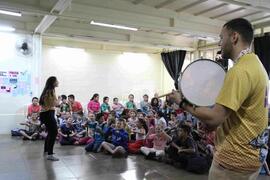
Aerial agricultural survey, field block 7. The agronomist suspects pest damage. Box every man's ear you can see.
[231,31,239,45]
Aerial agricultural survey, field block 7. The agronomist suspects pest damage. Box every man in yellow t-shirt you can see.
[170,18,269,180]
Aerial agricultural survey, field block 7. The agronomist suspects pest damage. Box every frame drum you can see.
[179,59,226,106]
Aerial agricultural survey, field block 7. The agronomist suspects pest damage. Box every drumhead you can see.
[179,59,226,106]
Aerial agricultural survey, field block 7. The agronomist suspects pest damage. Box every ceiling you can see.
[0,0,269,52]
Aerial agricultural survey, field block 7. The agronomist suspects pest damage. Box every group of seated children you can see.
[13,93,216,174]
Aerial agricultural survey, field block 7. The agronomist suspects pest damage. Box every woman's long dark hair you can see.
[151,97,159,107]
[39,76,57,106]
[91,93,99,101]
[138,118,148,134]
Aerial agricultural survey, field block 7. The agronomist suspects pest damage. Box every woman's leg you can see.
[41,110,59,161]
[46,111,58,155]
[44,134,49,152]
[40,112,49,153]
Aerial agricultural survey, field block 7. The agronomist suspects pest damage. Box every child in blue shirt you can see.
[58,117,77,145]
[99,119,128,157]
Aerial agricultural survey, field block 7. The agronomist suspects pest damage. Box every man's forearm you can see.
[184,105,220,128]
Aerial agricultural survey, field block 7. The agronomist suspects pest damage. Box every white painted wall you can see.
[42,46,174,110]
[0,32,41,134]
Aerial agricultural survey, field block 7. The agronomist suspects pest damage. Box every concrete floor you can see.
[0,135,269,180]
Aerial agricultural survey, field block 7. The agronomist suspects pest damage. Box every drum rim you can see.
[179,58,226,106]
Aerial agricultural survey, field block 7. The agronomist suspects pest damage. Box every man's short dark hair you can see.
[32,97,38,101]
[68,94,75,99]
[103,96,109,102]
[61,95,67,100]
[223,18,254,45]
[143,94,148,98]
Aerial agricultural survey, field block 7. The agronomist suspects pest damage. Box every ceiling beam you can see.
[0,0,223,42]
[35,0,72,34]
[221,0,251,6]
[46,25,195,50]
[35,15,57,34]
[238,11,262,18]
[132,0,144,5]
[194,3,227,16]
[0,1,49,15]
[210,7,245,19]
[155,0,176,9]
[251,15,270,23]
[219,0,270,13]
[175,0,208,13]
[61,1,222,36]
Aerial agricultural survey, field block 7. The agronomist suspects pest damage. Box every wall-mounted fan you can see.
[15,37,33,57]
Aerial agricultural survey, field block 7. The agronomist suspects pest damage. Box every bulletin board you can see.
[0,70,31,96]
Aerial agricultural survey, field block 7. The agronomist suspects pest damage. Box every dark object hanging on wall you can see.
[254,35,270,77]
[161,50,186,89]
[15,37,33,57]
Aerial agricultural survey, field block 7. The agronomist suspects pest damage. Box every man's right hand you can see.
[168,90,183,105]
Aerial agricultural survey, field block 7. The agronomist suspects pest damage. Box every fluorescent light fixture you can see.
[197,36,217,42]
[0,26,15,32]
[90,20,138,31]
[55,46,85,52]
[182,33,191,37]
[0,10,21,17]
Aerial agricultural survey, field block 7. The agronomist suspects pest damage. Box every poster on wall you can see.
[0,70,31,96]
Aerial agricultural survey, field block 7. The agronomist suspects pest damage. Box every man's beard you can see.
[221,43,232,60]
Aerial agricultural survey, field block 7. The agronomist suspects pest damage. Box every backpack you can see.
[11,128,23,136]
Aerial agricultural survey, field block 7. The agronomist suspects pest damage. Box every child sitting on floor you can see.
[154,111,167,130]
[128,118,148,154]
[112,97,124,118]
[59,95,71,116]
[168,112,178,129]
[144,110,156,148]
[75,112,97,145]
[164,124,198,168]
[140,125,172,160]
[57,111,71,126]
[85,113,108,152]
[27,97,41,119]
[99,119,129,157]
[127,109,138,131]
[85,124,105,152]
[127,109,138,141]
[19,113,41,140]
[58,117,77,145]
[126,94,136,110]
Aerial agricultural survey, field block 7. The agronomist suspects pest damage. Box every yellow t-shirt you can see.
[215,53,269,172]
[41,91,57,112]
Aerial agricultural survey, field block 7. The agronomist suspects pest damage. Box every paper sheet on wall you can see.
[0,70,31,96]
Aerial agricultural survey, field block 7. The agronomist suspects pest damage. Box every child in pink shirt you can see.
[87,93,100,114]
[140,125,172,160]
